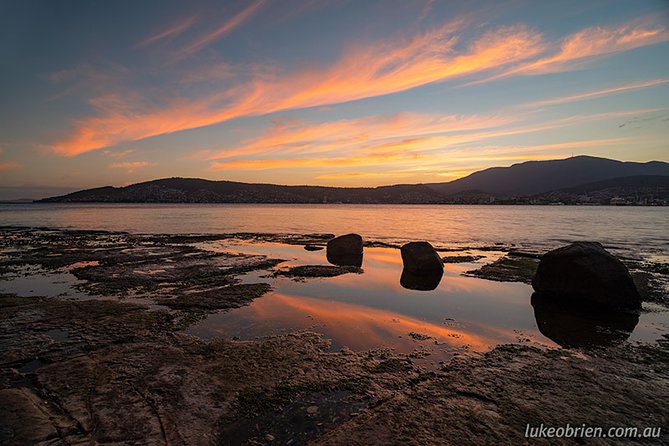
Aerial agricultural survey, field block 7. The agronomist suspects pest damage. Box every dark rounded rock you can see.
[532,241,641,311]
[400,242,443,275]
[327,234,363,267]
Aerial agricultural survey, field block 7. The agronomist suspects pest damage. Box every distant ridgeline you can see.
[41,156,669,205]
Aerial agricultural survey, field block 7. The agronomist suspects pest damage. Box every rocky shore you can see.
[1,227,668,445]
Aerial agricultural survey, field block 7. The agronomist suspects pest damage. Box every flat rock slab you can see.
[276,265,363,279]
[466,255,539,284]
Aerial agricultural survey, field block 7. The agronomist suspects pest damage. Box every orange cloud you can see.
[53,21,543,156]
[53,16,668,157]
[210,151,430,171]
[522,78,669,108]
[207,108,655,176]
[137,14,198,47]
[109,161,155,172]
[173,0,266,59]
[210,112,517,159]
[473,19,669,84]
[0,161,21,171]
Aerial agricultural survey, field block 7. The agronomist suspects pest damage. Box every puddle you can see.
[68,260,100,269]
[187,243,522,354]
[0,266,89,299]
[187,241,669,354]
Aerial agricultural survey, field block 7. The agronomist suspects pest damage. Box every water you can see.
[1,203,667,354]
[182,240,666,354]
[1,203,668,257]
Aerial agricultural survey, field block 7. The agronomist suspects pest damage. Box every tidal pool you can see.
[187,240,668,354]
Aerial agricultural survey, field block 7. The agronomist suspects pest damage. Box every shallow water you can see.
[1,203,668,259]
[185,241,668,354]
[1,204,667,355]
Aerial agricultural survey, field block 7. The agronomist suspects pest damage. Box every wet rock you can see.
[532,242,641,311]
[441,255,483,264]
[0,389,60,444]
[407,332,432,341]
[326,234,363,267]
[276,265,362,279]
[401,242,443,275]
[400,242,443,291]
[156,283,271,311]
[466,255,538,284]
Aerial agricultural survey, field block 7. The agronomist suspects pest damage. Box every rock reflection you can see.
[326,251,363,268]
[531,293,639,348]
[400,269,443,291]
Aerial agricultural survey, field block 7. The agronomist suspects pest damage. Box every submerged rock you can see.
[304,244,324,251]
[441,255,483,264]
[327,234,363,267]
[466,255,538,284]
[276,265,362,279]
[532,241,641,311]
[401,242,443,275]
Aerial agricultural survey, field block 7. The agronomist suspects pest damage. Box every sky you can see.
[1,0,668,199]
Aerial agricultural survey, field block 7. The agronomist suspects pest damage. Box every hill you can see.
[40,156,669,204]
[425,156,669,196]
[39,178,447,204]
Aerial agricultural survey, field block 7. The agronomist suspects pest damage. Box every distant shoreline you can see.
[1,201,666,207]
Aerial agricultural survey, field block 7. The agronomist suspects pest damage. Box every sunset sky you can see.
[1,0,668,199]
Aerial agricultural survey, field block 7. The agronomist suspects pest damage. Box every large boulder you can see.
[326,234,363,267]
[400,242,443,275]
[532,241,640,311]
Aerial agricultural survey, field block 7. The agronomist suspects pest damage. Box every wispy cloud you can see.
[522,78,669,108]
[208,108,658,172]
[209,112,518,160]
[137,14,199,47]
[103,149,135,159]
[54,20,545,155]
[0,161,21,171]
[173,0,266,59]
[109,161,155,172]
[210,151,430,171]
[470,18,669,84]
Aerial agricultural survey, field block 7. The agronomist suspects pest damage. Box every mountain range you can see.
[40,156,669,205]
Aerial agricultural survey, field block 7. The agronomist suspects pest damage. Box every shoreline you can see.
[1,227,668,444]
[2,201,668,207]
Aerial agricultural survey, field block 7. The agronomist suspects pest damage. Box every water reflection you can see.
[326,251,363,268]
[189,242,558,353]
[531,294,639,348]
[400,269,443,291]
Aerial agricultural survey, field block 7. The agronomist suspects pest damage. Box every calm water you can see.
[1,203,667,355]
[1,203,668,257]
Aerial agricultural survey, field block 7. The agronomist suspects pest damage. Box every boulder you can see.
[400,242,443,275]
[326,234,363,267]
[532,241,640,311]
